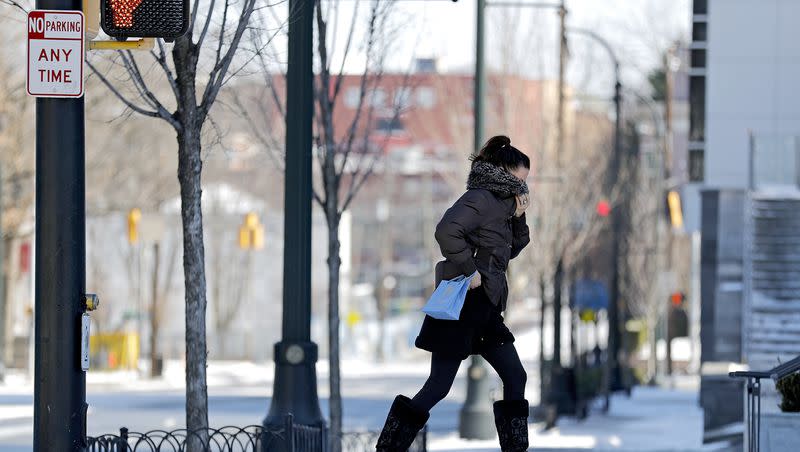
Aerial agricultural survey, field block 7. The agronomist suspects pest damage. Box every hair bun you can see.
[471,135,530,171]
[485,135,511,153]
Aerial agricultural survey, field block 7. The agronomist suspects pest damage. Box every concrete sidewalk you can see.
[428,385,712,451]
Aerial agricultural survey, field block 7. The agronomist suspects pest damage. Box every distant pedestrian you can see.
[376,135,532,452]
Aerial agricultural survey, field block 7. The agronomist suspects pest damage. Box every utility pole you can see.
[33,0,88,449]
[459,0,495,441]
[264,0,325,431]
[544,3,568,420]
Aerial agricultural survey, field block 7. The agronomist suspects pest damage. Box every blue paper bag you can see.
[422,272,478,320]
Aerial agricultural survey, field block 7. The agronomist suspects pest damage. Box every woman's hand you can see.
[469,272,482,289]
[515,194,530,217]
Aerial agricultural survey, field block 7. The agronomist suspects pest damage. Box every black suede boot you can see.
[376,395,430,452]
[493,399,529,452]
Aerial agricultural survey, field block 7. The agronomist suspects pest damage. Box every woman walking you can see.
[376,135,532,452]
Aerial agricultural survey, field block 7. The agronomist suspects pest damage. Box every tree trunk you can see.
[375,213,391,363]
[150,242,161,378]
[327,217,343,452]
[177,127,209,450]
[538,274,547,402]
[553,258,564,368]
[648,318,658,385]
[376,292,387,362]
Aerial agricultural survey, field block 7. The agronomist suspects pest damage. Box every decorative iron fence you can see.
[87,424,284,452]
[87,417,427,452]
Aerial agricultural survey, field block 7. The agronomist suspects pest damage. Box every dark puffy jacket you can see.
[434,188,530,310]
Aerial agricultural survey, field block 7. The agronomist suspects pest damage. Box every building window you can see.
[394,87,413,109]
[693,0,707,15]
[416,87,436,109]
[689,75,706,142]
[691,49,706,68]
[689,149,705,182]
[375,117,404,133]
[345,87,360,109]
[692,22,707,42]
[370,89,387,108]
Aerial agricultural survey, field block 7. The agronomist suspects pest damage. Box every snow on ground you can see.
[429,385,706,451]
[0,357,710,451]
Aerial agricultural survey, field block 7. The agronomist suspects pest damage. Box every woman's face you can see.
[509,166,530,183]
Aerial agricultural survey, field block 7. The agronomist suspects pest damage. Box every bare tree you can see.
[206,203,254,359]
[620,107,669,382]
[237,1,410,447]
[86,0,257,445]
[314,3,413,449]
[0,13,35,369]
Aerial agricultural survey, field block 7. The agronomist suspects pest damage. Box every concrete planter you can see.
[760,411,800,451]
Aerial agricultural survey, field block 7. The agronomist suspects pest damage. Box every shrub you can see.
[776,371,800,413]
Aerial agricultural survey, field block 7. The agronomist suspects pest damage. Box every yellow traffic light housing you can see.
[238,224,251,250]
[667,191,684,230]
[239,212,264,250]
[127,208,141,244]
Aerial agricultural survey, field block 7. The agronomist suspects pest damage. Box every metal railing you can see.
[729,355,800,452]
[87,417,428,452]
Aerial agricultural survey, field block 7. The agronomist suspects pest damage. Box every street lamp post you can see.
[264,0,325,431]
[566,27,624,412]
[460,0,567,439]
[458,0,495,440]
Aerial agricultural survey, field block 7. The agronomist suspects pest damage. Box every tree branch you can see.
[119,50,176,124]
[150,39,180,100]
[196,0,217,50]
[200,0,257,118]
[86,60,179,129]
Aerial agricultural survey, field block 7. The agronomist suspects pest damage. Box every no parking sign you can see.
[27,10,85,98]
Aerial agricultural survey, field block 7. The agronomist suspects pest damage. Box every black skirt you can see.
[415,286,515,360]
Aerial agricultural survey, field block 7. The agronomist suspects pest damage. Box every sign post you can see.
[30,0,88,450]
[27,10,85,98]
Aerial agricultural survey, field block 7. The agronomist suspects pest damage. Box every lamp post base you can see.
[458,356,496,440]
[263,341,326,427]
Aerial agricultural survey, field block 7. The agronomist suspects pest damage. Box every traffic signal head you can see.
[596,199,611,217]
[101,0,190,40]
[670,291,685,307]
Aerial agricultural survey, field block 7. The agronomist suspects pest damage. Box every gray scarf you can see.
[467,161,529,197]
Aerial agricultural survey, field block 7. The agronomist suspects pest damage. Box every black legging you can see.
[410,342,527,413]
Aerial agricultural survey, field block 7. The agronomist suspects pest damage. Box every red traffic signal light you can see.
[670,292,685,307]
[101,0,190,39]
[596,200,611,217]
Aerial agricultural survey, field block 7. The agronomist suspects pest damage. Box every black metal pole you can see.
[564,28,623,411]
[264,0,325,429]
[33,2,87,451]
[458,0,495,440]
[606,71,623,411]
